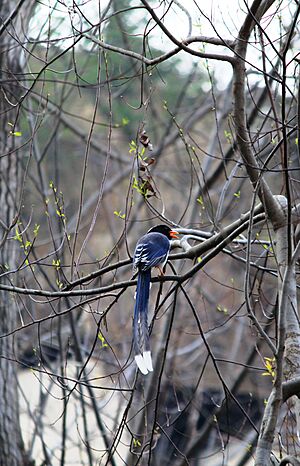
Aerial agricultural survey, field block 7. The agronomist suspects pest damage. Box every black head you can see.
[147,224,179,239]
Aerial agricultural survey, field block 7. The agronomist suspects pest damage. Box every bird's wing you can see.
[133,233,170,271]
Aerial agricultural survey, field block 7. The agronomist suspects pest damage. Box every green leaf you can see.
[224,129,232,143]
[216,305,228,315]
[24,240,32,251]
[262,356,275,381]
[97,332,108,348]
[13,226,22,243]
[52,259,61,270]
[129,140,137,154]
[132,175,148,197]
[133,438,141,447]
[10,131,22,137]
[33,224,40,236]
[56,209,65,218]
[56,278,63,289]
[114,210,126,219]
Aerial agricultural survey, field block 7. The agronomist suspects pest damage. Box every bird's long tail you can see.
[133,270,153,375]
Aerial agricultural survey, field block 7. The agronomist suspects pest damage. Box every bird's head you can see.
[147,224,179,240]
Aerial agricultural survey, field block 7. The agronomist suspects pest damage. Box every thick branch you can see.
[84,32,235,65]
[279,457,300,466]
[282,377,300,402]
[232,0,283,228]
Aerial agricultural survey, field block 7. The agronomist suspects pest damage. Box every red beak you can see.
[170,230,179,239]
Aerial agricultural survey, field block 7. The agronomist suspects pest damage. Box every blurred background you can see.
[1,0,300,465]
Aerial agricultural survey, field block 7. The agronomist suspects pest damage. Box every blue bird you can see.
[133,224,179,375]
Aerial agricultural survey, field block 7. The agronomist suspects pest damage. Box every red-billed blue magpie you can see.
[133,224,179,375]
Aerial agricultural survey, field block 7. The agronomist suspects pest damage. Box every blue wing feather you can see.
[133,232,170,271]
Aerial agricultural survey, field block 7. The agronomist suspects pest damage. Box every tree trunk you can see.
[0,1,35,464]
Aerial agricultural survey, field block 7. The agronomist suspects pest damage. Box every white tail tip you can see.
[135,351,153,375]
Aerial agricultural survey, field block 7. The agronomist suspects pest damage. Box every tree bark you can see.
[0,1,35,464]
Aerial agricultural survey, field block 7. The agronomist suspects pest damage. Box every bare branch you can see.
[83,32,236,65]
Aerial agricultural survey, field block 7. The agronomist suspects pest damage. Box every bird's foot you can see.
[156,266,165,276]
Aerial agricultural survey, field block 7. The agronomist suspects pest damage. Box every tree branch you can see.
[83,32,236,65]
